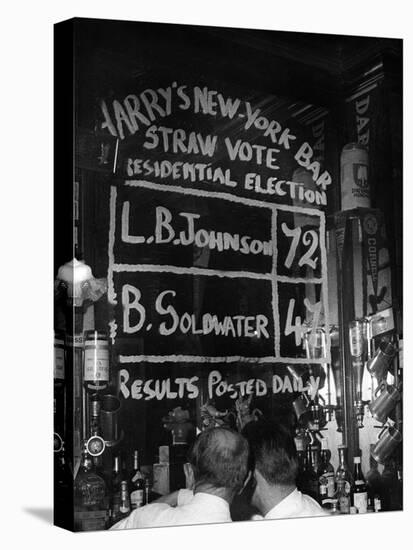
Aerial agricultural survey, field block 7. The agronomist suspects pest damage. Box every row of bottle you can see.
[296,441,402,514]
[55,446,150,530]
[80,449,150,527]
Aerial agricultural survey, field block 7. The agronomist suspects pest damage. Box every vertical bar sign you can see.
[361,210,382,301]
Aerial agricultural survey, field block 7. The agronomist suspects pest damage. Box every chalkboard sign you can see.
[92,79,333,458]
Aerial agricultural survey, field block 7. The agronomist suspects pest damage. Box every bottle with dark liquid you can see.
[295,437,307,492]
[353,456,368,513]
[303,445,319,501]
[130,450,145,509]
[111,456,122,497]
[381,459,402,511]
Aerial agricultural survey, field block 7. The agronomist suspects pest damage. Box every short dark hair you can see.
[242,420,298,486]
[188,427,249,494]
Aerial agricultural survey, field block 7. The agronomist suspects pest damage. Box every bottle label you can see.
[320,473,335,498]
[54,347,65,380]
[355,480,365,485]
[76,475,106,507]
[130,489,144,508]
[84,348,109,381]
[354,492,368,513]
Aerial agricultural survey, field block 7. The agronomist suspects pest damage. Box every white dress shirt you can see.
[110,491,231,529]
[259,488,327,520]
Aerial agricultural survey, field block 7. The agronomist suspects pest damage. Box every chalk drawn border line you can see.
[124,179,324,217]
[108,181,330,364]
[113,262,272,281]
[119,354,329,365]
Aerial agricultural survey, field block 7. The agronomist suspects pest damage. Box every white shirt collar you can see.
[263,488,327,519]
[265,488,300,519]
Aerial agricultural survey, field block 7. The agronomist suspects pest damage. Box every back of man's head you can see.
[188,427,249,497]
[242,420,298,487]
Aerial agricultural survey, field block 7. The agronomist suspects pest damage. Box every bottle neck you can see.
[133,452,139,471]
[90,415,100,435]
[310,447,319,471]
[120,482,129,501]
[113,457,120,474]
[338,449,347,468]
[354,462,363,479]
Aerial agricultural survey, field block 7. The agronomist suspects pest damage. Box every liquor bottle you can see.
[119,480,131,518]
[353,456,368,513]
[381,459,401,511]
[121,454,129,484]
[130,450,145,509]
[295,437,307,492]
[112,455,122,496]
[335,479,350,514]
[75,446,106,506]
[303,445,319,501]
[298,446,310,495]
[335,446,353,498]
[318,440,335,502]
[366,445,382,511]
[83,330,110,393]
